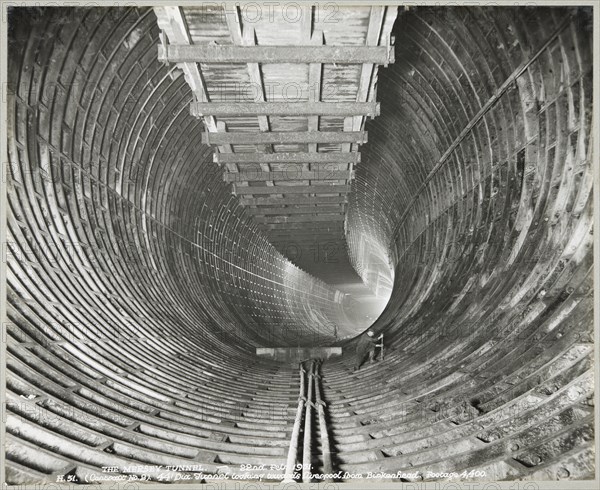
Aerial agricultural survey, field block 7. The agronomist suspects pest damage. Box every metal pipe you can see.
[302,360,314,482]
[314,360,334,480]
[282,363,306,482]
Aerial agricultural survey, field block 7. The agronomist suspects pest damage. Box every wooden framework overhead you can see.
[154,5,397,261]
[247,206,345,216]
[233,184,351,195]
[158,44,394,65]
[191,101,380,118]
[202,131,368,145]
[224,170,353,182]
[240,196,348,206]
[215,152,361,164]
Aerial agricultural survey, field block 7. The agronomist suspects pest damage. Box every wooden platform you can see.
[154,5,397,273]
[256,347,343,363]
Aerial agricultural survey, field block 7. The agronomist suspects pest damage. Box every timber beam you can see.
[255,214,344,224]
[203,131,367,145]
[158,45,394,65]
[239,196,347,206]
[269,234,344,243]
[247,206,344,215]
[234,184,350,195]
[191,101,379,118]
[260,223,344,231]
[224,170,353,182]
[257,217,345,223]
[215,152,360,164]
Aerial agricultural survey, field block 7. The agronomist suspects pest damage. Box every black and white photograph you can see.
[0,1,597,488]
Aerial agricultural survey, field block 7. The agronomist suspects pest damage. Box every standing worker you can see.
[354,330,383,371]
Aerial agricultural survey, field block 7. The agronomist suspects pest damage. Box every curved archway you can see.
[4,5,595,484]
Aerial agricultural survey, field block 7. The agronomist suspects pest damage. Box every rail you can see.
[283,359,335,482]
[302,360,315,482]
[314,360,333,480]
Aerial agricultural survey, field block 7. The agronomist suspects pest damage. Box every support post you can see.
[376,333,384,361]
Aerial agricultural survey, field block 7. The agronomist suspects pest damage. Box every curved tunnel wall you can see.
[339,5,594,479]
[6,6,357,353]
[4,5,596,483]
[349,7,594,326]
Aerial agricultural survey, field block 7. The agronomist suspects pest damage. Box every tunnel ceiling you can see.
[153,6,397,302]
[4,4,596,484]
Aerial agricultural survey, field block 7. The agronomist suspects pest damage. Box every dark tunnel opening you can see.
[2,4,596,484]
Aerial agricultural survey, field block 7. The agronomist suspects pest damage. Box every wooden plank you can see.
[216,121,233,153]
[268,226,344,234]
[269,227,342,234]
[239,196,347,206]
[307,30,323,155]
[224,170,353,182]
[260,222,344,231]
[270,236,344,244]
[269,229,344,237]
[256,347,342,361]
[224,11,273,158]
[258,221,344,233]
[203,131,367,145]
[352,6,388,136]
[255,214,345,224]
[340,117,356,153]
[267,230,344,238]
[247,206,344,215]
[191,101,379,117]
[158,45,393,64]
[215,152,360,164]
[262,233,343,243]
[267,226,344,235]
[271,240,344,248]
[154,8,215,128]
[234,184,350,195]
[234,163,352,173]
[270,241,344,247]
[300,5,313,40]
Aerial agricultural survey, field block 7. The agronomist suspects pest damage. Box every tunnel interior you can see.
[4,5,595,484]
